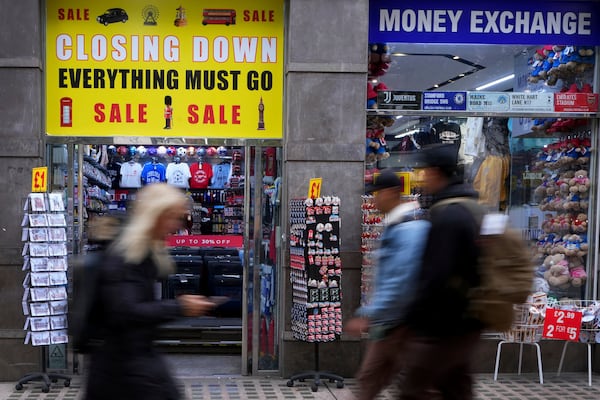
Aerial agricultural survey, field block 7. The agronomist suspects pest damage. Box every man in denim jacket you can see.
[345,168,430,400]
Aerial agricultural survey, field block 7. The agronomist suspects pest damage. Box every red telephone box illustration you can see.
[60,97,72,127]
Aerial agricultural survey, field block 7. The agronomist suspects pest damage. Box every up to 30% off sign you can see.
[542,308,582,341]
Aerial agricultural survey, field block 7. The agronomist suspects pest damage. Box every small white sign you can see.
[467,92,510,112]
[480,213,509,235]
[510,92,554,112]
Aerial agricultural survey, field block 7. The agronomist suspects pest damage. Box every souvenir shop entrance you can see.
[46,137,282,376]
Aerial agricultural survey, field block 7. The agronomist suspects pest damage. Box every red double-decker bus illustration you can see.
[202,9,236,25]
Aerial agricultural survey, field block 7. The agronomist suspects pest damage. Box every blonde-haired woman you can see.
[83,183,215,400]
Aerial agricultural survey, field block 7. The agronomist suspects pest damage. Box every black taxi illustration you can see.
[97,8,128,25]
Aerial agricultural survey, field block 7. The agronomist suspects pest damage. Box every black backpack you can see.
[68,251,106,353]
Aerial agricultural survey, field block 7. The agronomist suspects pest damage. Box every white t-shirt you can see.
[211,162,232,189]
[119,161,143,188]
[166,162,192,188]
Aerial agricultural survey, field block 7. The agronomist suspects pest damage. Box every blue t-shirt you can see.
[141,162,166,184]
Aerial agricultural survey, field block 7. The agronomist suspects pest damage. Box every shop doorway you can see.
[48,142,282,376]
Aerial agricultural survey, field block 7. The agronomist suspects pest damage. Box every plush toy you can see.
[568,256,587,287]
[576,138,591,165]
[537,45,555,80]
[556,171,574,195]
[366,82,378,109]
[563,234,582,257]
[368,43,391,78]
[528,48,548,83]
[366,128,390,163]
[542,254,570,289]
[571,213,588,233]
[541,213,554,233]
[570,169,590,193]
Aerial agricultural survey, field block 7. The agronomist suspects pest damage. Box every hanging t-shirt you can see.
[106,161,122,189]
[166,162,192,188]
[211,162,232,189]
[189,162,213,189]
[141,162,167,184]
[119,161,143,188]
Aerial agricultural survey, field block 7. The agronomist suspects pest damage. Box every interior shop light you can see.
[475,74,515,91]
[394,128,420,139]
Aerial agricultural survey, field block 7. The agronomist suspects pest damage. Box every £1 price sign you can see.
[308,178,322,199]
[543,308,582,341]
[31,167,48,193]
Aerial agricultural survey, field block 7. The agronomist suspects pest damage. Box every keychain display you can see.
[289,196,342,342]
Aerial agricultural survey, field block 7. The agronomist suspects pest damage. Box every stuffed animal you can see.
[542,254,570,289]
[528,48,548,83]
[366,128,390,163]
[571,213,588,233]
[570,169,590,193]
[366,82,378,109]
[567,256,587,287]
[563,234,583,257]
[576,138,591,165]
[368,43,391,78]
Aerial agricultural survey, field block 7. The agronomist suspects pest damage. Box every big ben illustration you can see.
[257,97,265,130]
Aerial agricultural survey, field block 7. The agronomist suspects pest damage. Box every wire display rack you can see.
[555,300,600,343]
[494,303,546,384]
[554,300,600,386]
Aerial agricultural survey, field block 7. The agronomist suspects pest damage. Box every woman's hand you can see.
[177,295,216,317]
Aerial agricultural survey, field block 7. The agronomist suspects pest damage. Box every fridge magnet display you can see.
[27,317,51,332]
[50,315,67,330]
[48,192,65,212]
[22,273,30,288]
[30,302,51,317]
[30,272,51,287]
[48,228,67,242]
[49,272,68,286]
[46,213,67,227]
[26,331,51,346]
[48,286,67,301]
[29,194,47,212]
[50,330,68,344]
[30,258,49,272]
[29,243,49,257]
[48,243,67,257]
[30,288,50,302]
[28,214,48,227]
[47,257,67,272]
[49,300,68,315]
[29,228,49,242]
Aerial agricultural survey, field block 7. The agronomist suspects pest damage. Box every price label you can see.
[31,167,48,193]
[543,308,582,341]
[308,178,322,199]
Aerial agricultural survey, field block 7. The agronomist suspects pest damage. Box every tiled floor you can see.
[3,373,600,400]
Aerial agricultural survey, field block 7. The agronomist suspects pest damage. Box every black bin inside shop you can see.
[206,260,243,317]
[203,248,240,258]
[164,273,202,299]
[172,255,204,275]
[168,247,205,257]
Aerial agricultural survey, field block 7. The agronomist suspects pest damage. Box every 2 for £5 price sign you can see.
[543,308,582,341]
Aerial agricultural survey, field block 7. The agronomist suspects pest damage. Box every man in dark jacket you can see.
[399,143,483,400]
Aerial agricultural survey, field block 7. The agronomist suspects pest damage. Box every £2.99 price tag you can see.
[542,308,582,341]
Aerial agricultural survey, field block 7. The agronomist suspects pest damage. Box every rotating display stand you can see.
[287,197,344,392]
[286,342,344,392]
[15,349,71,393]
[17,192,71,392]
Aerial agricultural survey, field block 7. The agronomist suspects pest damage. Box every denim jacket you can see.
[355,201,430,327]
